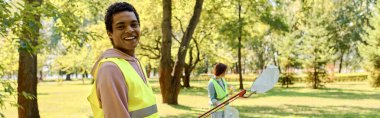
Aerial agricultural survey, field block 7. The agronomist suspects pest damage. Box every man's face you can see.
[108,11,140,53]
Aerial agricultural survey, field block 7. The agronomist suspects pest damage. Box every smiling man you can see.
[87,2,158,118]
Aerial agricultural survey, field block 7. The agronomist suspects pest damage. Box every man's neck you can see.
[115,48,135,57]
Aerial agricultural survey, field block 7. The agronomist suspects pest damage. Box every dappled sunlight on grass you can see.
[235,105,379,118]
[1,80,379,118]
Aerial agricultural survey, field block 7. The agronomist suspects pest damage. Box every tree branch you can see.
[139,37,161,59]
[192,38,202,69]
[172,32,181,44]
[140,53,160,59]
[174,16,185,34]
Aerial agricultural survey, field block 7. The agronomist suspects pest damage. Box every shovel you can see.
[199,65,280,118]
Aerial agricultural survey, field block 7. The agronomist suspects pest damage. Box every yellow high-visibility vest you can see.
[209,78,229,111]
[87,58,158,118]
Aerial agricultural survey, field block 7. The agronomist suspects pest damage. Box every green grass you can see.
[1,79,380,118]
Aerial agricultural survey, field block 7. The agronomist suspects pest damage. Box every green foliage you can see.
[326,0,375,72]
[279,73,295,87]
[359,1,380,87]
[3,80,380,117]
[0,0,379,114]
[0,80,17,117]
[292,73,368,82]
[194,73,368,83]
[0,38,18,78]
[194,74,258,81]
[0,0,106,116]
[327,0,375,50]
[296,0,336,89]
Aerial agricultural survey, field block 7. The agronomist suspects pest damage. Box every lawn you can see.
[2,79,380,118]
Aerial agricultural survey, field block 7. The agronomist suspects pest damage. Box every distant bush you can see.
[369,72,380,87]
[279,73,295,87]
[193,74,258,82]
[193,73,368,82]
[293,73,368,82]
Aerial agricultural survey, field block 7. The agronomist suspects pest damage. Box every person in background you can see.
[207,63,230,118]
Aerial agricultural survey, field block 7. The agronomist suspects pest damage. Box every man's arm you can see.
[96,62,131,118]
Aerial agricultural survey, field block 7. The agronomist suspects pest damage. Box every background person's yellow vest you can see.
[87,58,158,118]
[209,78,229,111]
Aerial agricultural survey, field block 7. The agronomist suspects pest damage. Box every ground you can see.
[2,79,380,118]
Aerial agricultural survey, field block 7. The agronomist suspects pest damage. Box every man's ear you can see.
[107,32,114,46]
[107,32,112,39]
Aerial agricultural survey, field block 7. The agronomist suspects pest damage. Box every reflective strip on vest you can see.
[130,104,158,118]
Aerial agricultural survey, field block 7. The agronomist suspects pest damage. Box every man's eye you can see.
[117,26,125,29]
[131,23,138,28]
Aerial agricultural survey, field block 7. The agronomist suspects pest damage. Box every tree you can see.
[0,37,18,79]
[17,1,43,117]
[183,36,202,88]
[218,0,249,89]
[272,0,303,87]
[180,1,223,87]
[218,0,290,89]
[0,32,19,118]
[326,0,375,73]
[298,0,335,89]
[359,1,380,87]
[2,0,104,117]
[160,0,204,104]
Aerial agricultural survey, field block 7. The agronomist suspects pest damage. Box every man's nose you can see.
[125,26,134,33]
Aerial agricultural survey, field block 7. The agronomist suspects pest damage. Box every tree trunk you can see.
[204,59,208,73]
[313,66,317,89]
[183,47,193,88]
[183,67,191,88]
[183,41,201,88]
[160,0,175,104]
[242,58,245,74]
[171,0,204,103]
[17,0,42,117]
[146,64,152,78]
[274,51,282,73]
[65,73,72,81]
[313,50,318,89]
[84,71,88,78]
[160,0,204,104]
[18,49,40,118]
[234,63,238,74]
[338,51,344,73]
[257,52,265,72]
[39,70,43,81]
[286,67,289,88]
[153,68,157,77]
[238,1,244,90]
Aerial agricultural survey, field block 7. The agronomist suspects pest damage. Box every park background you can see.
[1,0,380,117]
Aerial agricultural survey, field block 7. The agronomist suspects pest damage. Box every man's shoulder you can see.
[98,61,120,71]
[100,61,118,69]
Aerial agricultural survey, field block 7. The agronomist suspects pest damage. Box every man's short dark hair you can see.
[105,2,140,33]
